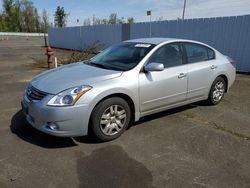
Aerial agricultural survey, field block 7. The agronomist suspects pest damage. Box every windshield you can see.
[86,42,155,71]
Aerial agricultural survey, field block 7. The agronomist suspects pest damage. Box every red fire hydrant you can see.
[46,47,54,69]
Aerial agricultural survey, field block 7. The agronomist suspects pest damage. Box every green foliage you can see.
[0,14,8,31]
[108,13,125,24]
[0,1,135,32]
[127,17,135,24]
[20,0,41,32]
[41,9,49,32]
[82,13,135,26]
[54,6,68,27]
[0,0,50,32]
[2,0,21,31]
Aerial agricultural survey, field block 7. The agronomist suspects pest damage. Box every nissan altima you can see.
[21,38,236,141]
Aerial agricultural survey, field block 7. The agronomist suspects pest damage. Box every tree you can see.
[108,13,124,24]
[127,17,135,24]
[54,6,67,27]
[2,0,21,31]
[80,13,135,26]
[80,13,136,26]
[92,16,108,25]
[108,13,117,24]
[83,18,91,26]
[20,0,37,32]
[34,8,41,32]
[41,9,49,32]
[0,14,8,31]
[101,18,109,25]
[0,0,50,32]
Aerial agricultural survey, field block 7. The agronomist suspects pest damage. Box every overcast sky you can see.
[1,0,250,26]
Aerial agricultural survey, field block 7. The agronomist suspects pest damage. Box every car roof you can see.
[124,37,217,52]
[124,37,177,45]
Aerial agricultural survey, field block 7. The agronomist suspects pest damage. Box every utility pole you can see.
[182,0,187,20]
[147,10,152,37]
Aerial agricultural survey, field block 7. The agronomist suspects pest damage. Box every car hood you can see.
[31,62,122,94]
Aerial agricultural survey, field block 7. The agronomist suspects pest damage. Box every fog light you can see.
[46,123,59,131]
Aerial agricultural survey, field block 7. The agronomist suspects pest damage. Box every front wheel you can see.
[90,97,131,141]
[207,77,226,105]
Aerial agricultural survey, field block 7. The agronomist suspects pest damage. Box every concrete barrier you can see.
[0,32,48,37]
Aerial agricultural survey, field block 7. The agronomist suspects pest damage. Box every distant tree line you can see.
[0,0,136,32]
[0,0,50,32]
[82,13,135,26]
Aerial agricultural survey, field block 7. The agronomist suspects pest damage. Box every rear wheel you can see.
[207,77,226,105]
[90,97,131,141]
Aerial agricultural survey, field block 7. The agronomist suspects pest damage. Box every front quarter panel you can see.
[75,70,140,133]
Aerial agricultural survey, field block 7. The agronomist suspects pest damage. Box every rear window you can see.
[185,43,215,63]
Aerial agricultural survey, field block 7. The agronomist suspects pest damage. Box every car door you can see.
[183,42,216,99]
[139,43,188,113]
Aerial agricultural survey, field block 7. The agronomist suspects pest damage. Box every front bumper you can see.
[21,95,90,137]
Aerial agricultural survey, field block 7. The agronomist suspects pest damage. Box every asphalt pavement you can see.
[0,36,250,188]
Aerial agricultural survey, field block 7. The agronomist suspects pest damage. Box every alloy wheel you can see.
[100,105,127,136]
[212,81,225,102]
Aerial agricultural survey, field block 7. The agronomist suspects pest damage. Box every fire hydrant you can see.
[45,47,54,69]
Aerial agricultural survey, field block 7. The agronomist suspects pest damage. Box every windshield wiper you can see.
[84,60,123,71]
[83,60,91,64]
[88,62,109,69]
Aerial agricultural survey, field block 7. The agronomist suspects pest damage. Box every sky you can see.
[1,0,250,26]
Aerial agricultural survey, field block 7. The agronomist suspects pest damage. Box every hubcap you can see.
[213,81,224,102]
[100,105,127,136]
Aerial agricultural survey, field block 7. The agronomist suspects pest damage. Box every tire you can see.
[90,97,131,141]
[207,77,226,105]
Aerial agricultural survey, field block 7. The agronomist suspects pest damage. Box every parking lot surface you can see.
[0,36,250,188]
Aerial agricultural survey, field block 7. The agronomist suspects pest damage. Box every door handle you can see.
[211,65,218,69]
[178,73,186,78]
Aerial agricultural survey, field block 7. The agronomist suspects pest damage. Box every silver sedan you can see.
[22,38,236,141]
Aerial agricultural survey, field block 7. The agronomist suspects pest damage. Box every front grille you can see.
[27,86,47,101]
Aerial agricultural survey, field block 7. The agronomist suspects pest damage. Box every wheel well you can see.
[94,93,135,123]
[217,75,228,92]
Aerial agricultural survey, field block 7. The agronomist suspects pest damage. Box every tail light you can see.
[226,56,236,68]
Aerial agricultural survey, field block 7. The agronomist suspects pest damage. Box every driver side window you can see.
[149,43,183,68]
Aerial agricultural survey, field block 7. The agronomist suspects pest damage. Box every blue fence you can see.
[49,24,121,50]
[49,15,250,72]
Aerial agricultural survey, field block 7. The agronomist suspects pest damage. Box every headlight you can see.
[47,85,92,106]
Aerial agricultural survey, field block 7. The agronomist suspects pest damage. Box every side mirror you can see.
[144,62,164,72]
